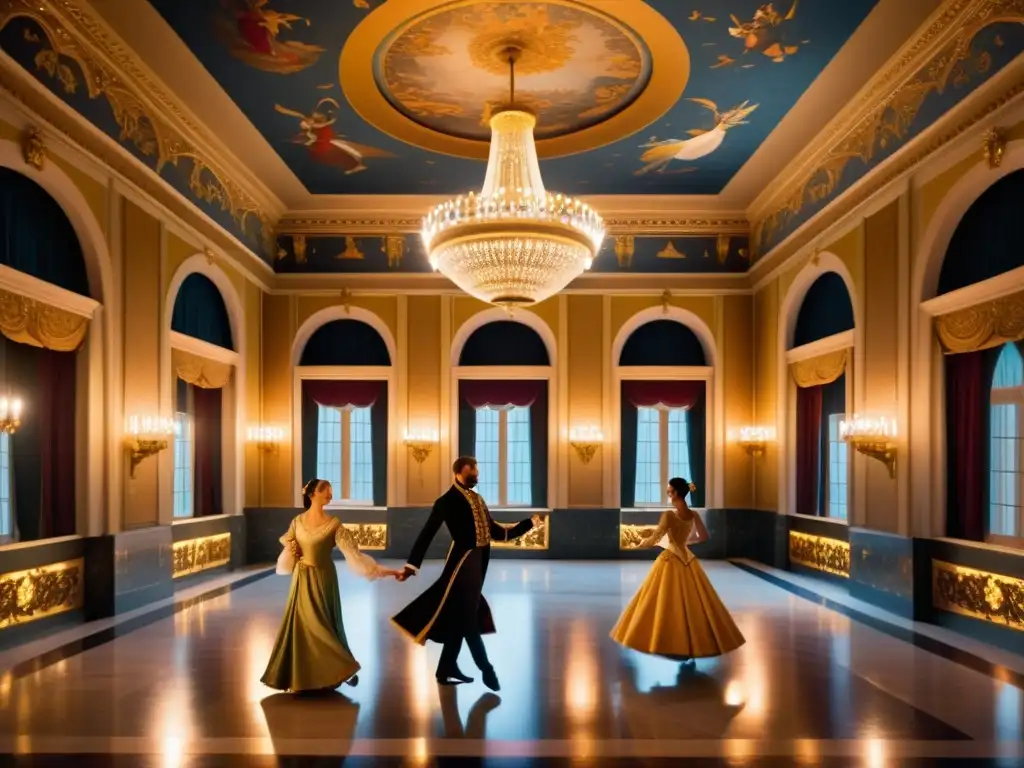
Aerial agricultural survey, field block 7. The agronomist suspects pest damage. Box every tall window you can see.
[634,406,692,506]
[0,432,11,538]
[826,413,848,520]
[474,406,532,506]
[990,343,1023,540]
[172,410,193,519]
[316,404,374,504]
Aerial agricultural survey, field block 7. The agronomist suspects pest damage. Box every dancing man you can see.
[392,456,541,690]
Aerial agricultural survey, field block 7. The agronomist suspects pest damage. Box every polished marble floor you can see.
[1,559,1023,766]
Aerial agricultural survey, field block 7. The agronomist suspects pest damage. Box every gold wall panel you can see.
[788,531,850,577]
[343,523,387,551]
[172,533,232,578]
[619,523,658,550]
[492,517,549,550]
[932,560,1024,632]
[0,558,84,630]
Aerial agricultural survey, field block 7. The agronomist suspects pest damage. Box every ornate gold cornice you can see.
[745,0,1024,262]
[0,0,278,253]
[276,216,751,237]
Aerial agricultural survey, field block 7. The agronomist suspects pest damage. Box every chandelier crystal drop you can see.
[421,48,604,308]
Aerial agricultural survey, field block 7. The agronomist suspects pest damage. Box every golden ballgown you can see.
[611,510,745,659]
[261,515,387,692]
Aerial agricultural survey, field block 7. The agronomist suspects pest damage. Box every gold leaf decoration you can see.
[342,523,387,550]
[171,348,233,389]
[172,534,232,578]
[932,560,1024,631]
[492,517,549,550]
[0,287,89,351]
[789,349,848,388]
[934,288,1024,353]
[789,531,850,577]
[619,523,658,550]
[0,558,84,629]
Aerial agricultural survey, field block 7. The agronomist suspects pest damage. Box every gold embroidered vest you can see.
[454,484,491,547]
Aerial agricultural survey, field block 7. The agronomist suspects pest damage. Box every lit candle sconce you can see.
[569,426,603,465]
[0,396,23,434]
[124,415,175,479]
[736,426,771,457]
[403,428,439,465]
[839,414,897,479]
[247,425,284,453]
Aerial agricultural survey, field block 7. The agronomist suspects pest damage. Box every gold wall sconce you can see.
[736,426,770,457]
[0,396,23,434]
[403,429,439,465]
[247,425,285,453]
[124,415,175,479]
[840,414,897,479]
[569,426,603,465]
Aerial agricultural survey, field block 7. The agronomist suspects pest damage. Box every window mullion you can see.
[342,409,351,501]
[499,410,508,506]
[660,410,669,500]
[1018,401,1024,538]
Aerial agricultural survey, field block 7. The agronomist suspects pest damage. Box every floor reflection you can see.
[437,686,501,738]
[260,690,360,744]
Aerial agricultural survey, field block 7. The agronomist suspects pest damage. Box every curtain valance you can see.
[172,347,232,389]
[0,287,89,352]
[621,379,704,409]
[460,379,544,409]
[934,288,1024,354]
[304,379,383,409]
[790,349,847,388]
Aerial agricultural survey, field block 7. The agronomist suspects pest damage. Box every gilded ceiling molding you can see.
[750,0,1024,262]
[0,0,277,254]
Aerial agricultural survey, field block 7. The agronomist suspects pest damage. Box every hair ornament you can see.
[688,482,697,492]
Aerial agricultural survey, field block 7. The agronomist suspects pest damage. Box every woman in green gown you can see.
[261,478,401,693]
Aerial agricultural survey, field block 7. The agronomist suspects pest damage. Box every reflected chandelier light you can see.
[421,47,605,308]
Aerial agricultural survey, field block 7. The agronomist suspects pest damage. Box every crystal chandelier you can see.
[422,48,605,308]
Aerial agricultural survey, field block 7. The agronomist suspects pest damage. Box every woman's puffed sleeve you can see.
[334,523,386,581]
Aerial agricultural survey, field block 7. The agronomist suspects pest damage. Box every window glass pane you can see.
[989,402,1020,537]
[316,405,343,497]
[827,413,847,520]
[475,408,500,504]
[993,343,1024,389]
[634,407,662,505]
[0,432,10,537]
[667,408,692,493]
[506,406,532,506]
[348,406,374,504]
[172,412,193,519]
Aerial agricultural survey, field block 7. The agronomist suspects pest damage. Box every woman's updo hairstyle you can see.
[301,478,324,511]
[668,477,696,501]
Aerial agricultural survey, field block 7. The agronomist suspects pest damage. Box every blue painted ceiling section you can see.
[145,0,879,196]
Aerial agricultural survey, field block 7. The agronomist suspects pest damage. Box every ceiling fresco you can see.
[273,232,751,273]
[142,0,882,196]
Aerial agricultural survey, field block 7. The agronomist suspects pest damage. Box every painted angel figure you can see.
[216,0,324,73]
[635,99,759,176]
[274,98,395,175]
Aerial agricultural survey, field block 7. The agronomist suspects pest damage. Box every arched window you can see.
[455,318,551,509]
[169,273,235,519]
[617,319,709,508]
[989,342,1024,540]
[296,318,391,507]
[788,270,854,520]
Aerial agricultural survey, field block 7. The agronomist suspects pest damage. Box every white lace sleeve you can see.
[334,523,386,581]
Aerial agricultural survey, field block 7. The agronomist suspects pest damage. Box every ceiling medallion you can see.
[422,46,604,307]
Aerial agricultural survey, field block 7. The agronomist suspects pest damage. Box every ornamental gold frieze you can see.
[343,523,387,551]
[172,533,232,578]
[0,287,89,351]
[619,524,659,550]
[0,558,84,630]
[0,0,275,255]
[932,559,1024,631]
[788,531,851,577]
[752,0,1024,259]
[492,517,549,550]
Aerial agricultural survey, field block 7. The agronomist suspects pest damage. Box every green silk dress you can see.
[261,515,387,692]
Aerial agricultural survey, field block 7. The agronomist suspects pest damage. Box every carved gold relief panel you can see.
[0,558,84,630]
[492,517,549,550]
[619,524,658,550]
[788,531,850,577]
[172,534,232,578]
[342,523,387,551]
[932,559,1024,631]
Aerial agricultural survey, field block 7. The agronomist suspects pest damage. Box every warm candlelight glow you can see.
[0,396,23,434]
[569,425,604,442]
[125,415,175,438]
[839,414,897,440]
[246,426,285,443]
[403,429,439,443]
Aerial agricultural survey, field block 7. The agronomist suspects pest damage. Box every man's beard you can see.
[462,475,478,489]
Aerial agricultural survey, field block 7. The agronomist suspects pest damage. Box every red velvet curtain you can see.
[796,384,823,517]
[304,379,382,408]
[621,380,704,409]
[460,379,542,409]
[945,350,987,541]
[38,348,77,538]
[193,386,223,517]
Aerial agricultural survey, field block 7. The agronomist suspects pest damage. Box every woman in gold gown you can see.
[262,479,401,693]
[611,477,745,660]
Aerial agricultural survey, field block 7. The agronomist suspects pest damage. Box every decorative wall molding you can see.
[0,263,99,318]
[0,557,84,629]
[169,330,240,367]
[932,559,1024,631]
[788,531,851,577]
[171,534,231,578]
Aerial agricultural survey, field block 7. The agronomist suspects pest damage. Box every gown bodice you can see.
[655,511,696,565]
[283,515,384,578]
